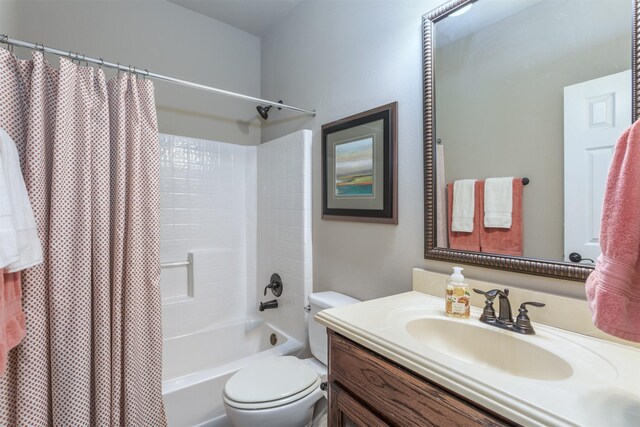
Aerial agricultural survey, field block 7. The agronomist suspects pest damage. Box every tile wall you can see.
[159,130,310,341]
[159,133,256,338]
[256,130,313,343]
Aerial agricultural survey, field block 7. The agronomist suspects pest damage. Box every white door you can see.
[563,70,631,264]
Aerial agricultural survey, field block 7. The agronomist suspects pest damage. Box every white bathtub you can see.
[163,318,304,427]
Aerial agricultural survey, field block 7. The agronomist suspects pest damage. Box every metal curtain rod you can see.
[0,35,316,116]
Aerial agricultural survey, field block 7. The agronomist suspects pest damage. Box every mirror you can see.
[423,0,638,281]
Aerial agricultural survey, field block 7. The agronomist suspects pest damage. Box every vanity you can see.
[316,270,640,427]
[327,331,511,426]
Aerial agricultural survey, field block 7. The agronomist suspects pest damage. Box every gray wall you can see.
[2,0,592,300]
[2,0,261,145]
[261,0,588,301]
[436,0,630,261]
[0,1,17,37]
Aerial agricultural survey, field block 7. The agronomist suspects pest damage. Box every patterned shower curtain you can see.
[0,48,166,425]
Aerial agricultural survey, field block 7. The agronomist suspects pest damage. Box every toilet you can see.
[223,291,360,427]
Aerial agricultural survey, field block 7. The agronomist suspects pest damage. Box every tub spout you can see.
[259,299,278,311]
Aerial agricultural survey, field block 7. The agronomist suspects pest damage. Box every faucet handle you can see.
[473,288,493,300]
[515,301,546,334]
[474,288,508,300]
[473,289,497,322]
[264,273,283,296]
[520,301,545,310]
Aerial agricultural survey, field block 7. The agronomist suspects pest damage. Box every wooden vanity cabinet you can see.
[327,330,517,427]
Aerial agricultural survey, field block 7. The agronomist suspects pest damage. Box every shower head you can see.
[256,105,271,120]
[256,100,283,120]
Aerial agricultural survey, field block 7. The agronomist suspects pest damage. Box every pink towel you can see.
[447,181,483,251]
[0,269,26,375]
[480,179,524,256]
[586,121,640,342]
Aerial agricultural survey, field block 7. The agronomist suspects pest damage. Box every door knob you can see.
[569,252,594,263]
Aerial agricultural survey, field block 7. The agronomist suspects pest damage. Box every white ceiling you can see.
[168,0,302,37]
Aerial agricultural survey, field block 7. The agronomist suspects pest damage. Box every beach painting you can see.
[334,136,374,197]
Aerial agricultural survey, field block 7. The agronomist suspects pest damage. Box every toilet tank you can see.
[308,291,360,365]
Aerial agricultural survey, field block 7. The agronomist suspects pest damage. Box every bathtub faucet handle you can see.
[264,273,283,297]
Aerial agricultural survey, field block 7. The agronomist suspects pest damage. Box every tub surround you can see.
[316,269,640,426]
[256,130,313,344]
[159,130,312,427]
[159,133,256,338]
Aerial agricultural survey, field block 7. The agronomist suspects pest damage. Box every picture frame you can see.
[321,102,398,224]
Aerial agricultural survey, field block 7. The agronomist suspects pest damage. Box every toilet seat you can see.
[223,356,321,410]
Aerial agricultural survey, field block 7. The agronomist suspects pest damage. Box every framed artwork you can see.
[321,102,398,224]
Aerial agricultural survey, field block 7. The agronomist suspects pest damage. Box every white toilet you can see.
[223,291,360,427]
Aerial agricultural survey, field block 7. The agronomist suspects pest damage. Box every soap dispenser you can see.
[445,266,470,318]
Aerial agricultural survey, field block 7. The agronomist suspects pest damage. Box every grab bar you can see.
[161,260,191,268]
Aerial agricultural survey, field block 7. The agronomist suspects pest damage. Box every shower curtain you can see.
[0,48,166,425]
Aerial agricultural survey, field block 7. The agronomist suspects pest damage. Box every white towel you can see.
[451,179,476,232]
[484,177,513,229]
[0,129,43,272]
[0,150,18,268]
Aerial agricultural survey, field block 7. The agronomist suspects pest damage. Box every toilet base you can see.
[225,387,324,427]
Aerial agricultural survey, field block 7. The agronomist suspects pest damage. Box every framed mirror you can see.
[423,0,638,281]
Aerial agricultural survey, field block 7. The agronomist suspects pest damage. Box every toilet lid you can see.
[224,356,320,404]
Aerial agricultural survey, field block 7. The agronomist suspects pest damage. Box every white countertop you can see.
[316,291,640,427]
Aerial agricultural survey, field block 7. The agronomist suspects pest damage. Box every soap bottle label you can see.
[446,286,470,317]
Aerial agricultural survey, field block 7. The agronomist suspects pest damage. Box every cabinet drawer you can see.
[328,331,513,427]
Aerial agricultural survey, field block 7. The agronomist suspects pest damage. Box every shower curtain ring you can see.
[98,58,104,69]
[117,62,120,77]
[144,69,149,80]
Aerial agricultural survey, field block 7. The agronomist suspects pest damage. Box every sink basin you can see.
[405,317,574,381]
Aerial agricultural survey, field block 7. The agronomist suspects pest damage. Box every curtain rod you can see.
[0,34,316,116]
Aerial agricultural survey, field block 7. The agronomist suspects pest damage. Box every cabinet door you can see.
[329,382,390,427]
[329,331,514,427]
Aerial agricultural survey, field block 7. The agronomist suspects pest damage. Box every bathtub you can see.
[162,318,304,427]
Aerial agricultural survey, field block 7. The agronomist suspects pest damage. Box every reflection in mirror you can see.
[424,0,637,281]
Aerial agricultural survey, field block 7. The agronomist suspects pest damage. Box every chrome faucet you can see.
[473,288,545,335]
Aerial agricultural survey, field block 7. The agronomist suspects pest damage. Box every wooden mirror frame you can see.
[423,0,640,281]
